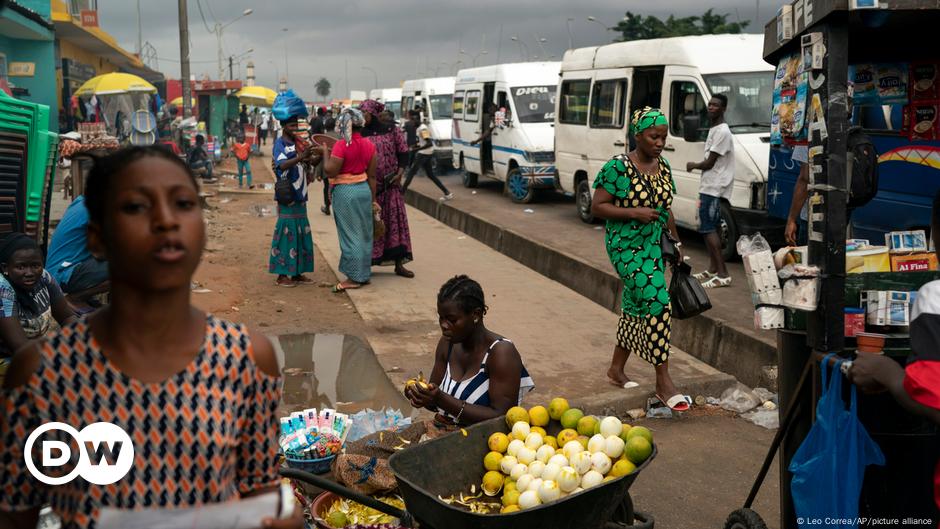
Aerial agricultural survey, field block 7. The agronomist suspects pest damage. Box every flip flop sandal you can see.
[331,282,363,293]
[693,270,716,281]
[608,378,640,389]
[656,393,691,412]
[275,278,297,288]
[702,275,733,289]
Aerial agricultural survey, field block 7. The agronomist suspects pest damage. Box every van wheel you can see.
[506,167,535,204]
[461,157,478,188]
[577,179,595,224]
[719,201,739,261]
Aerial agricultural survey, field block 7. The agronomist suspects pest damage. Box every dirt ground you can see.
[189,152,369,337]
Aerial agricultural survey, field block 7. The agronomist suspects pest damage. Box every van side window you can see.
[465,90,481,122]
[453,91,465,119]
[590,79,628,129]
[559,80,590,125]
[669,81,707,139]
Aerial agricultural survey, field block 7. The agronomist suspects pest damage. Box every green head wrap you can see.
[630,106,668,136]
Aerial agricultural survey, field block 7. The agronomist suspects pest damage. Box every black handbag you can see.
[669,261,712,319]
[661,230,679,265]
[274,177,294,205]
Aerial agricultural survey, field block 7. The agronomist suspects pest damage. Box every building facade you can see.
[0,0,57,129]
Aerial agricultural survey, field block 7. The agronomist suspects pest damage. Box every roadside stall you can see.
[236,86,278,152]
[730,3,940,528]
[73,73,158,145]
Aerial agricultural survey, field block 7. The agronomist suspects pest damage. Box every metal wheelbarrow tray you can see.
[281,416,655,529]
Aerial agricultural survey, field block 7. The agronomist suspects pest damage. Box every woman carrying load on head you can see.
[358,99,415,279]
[590,107,689,412]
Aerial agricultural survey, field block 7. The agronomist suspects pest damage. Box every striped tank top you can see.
[0,315,282,529]
[439,338,535,422]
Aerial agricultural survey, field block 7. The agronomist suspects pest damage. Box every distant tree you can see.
[612,9,750,42]
[315,78,331,99]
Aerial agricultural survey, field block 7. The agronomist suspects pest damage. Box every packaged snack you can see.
[912,62,940,101]
[875,63,908,104]
[909,101,940,141]
[850,64,878,105]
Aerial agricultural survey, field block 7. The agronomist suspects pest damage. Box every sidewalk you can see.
[308,202,736,413]
[403,173,778,389]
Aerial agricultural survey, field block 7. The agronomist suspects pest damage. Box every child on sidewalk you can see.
[232,135,253,188]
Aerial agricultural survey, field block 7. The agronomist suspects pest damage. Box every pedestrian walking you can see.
[686,93,734,288]
[0,146,301,529]
[259,110,270,146]
[270,114,317,288]
[402,111,453,201]
[405,275,535,425]
[359,99,415,278]
[309,106,327,135]
[591,106,689,412]
[232,135,253,188]
[239,104,249,131]
[402,109,419,172]
[322,108,377,292]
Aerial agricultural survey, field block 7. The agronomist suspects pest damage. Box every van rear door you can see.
[662,65,709,229]
[586,68,631,184]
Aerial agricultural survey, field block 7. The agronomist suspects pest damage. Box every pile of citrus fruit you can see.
[481,398,654,513]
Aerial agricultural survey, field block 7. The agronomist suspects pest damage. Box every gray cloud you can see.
[97,0,772,100]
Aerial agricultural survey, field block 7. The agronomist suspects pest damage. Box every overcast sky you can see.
[97,0,774,100]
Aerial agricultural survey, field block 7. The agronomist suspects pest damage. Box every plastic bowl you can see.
[311,491,340,529]
[284,453,336,475]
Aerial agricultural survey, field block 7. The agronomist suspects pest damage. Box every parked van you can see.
[555,34,776,259]
[452,62,560,203]
[369,87,402,119]
[401,77,455,170]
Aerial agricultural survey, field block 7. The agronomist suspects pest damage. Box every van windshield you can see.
[704,72,774,134]
[512,85,556,123]
[429,95,453,119]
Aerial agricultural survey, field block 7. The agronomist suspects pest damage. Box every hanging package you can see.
[789,354,885,528]
[272,89,308,122]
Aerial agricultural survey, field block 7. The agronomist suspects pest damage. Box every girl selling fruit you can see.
[404,275,535,425]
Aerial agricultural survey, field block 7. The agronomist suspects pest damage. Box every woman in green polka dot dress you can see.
[591,107,690,412]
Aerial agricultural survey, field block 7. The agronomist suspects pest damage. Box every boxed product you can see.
[862,290,911,326]
[744,250,783,305]
[890,252,939,272]
[780,265,820,311]
[911,62,940,101]
[755,306,785,330]
[909,101,940,141]
[850,64,878,105]
[886,230,928,253]
[876,64,908,104]
[846,246,891,273]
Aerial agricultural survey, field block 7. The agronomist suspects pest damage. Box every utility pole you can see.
[216,24,224,80]
[178,0,192,118]
[229,56,234,81]
[136,0,143,56]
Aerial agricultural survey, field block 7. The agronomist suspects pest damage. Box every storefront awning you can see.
[52,12,144,73]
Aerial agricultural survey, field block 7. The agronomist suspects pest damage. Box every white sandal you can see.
[702,275,732,288]
[693,270,716,281]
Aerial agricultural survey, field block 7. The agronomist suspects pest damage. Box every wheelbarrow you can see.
[281,416,656,529]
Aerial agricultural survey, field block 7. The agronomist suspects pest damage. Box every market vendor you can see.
[0,233,75,366]
[405,275,535,425]
[848,192,940,512]
[188,134,214,179]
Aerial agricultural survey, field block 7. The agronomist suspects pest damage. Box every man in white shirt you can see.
[402,111,453,201]
[687,93,734,288]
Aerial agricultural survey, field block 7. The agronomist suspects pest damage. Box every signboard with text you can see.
[8,63,35,77]
[80,10,99,28]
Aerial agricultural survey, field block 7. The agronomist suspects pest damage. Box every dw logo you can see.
[24,422,135,486]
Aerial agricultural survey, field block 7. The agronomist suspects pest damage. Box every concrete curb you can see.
[579,372,739,417]
[403,188,778,390]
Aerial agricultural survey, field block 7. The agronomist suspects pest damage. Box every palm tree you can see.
[315,78,331,99]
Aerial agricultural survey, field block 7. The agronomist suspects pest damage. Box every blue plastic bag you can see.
[272,89,307,122]
[790,354,885,528]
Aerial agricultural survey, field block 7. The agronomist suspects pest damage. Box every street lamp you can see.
[587,16,608,33]
[214,8,252,80]
[227,48,253,80]
[510,36,528,61]
[533,34,548,57]
[282,28,289,87]
[460,48,488,67]
[362,66,378,90]
[566,17,575,50]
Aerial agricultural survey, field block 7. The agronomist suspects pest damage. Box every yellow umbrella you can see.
[169,97,196,107]
[236,86,277,107]
[75,73,157,97]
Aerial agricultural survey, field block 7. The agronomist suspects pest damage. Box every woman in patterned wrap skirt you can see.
[591,107,690,412]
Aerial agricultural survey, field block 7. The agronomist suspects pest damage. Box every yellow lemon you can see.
[530,426,547,438]
[577,435,590,450]
[609,459,637,477]
[625,425,653,444]
[484,451,504,472]
[482,470,505,496]
[528,405,550,427]
[501,505,521,514]
[577,416,598,437]
[505,406,530,428]
[501,489,521,507]
[548,397,570,421]
[619,424,632,444]
[488,432,510,453]
[543,435,558,449]
[556,428,579,446]
[624,436,653,465]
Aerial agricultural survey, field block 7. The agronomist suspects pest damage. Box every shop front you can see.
[0,0,57,130]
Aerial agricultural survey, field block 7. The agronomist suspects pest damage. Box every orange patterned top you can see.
[0,315,282,528]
